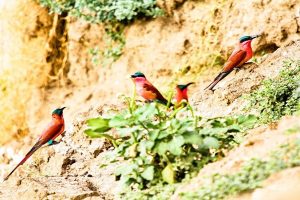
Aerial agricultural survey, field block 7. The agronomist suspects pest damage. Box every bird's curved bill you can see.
[61,107,67,110]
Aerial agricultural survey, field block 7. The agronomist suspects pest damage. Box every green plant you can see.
[39,0,163,67]
[180,139,300,200]
[245,60,300,123]
[39,0,163,23]
[85,101,257,190]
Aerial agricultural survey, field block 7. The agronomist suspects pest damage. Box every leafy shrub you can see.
[181,139,300,200]
[246,60,300,123]
[39,0,163,66]
[38,0,163,23]
[85,102,257,190]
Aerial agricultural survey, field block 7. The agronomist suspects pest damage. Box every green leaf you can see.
[141,166,154,181]
[155,142,169,155]
[210,120,223,128]
[84,130,117,147]
[162,164,175,184]
[177,120,194,134]
[85,129,106,138]
[200,127,229,136]
[225,118,235,126]
[115,163,138,176]
[203,137,220,149]
[182,132,203,145]
[149,130,160,141]
[155,136,185,155]
[135,103,157,121]
[86,117,110,132]
[109,115,128,127]
[237,115,258,128]
[117,126,140,137]
[157,130,174,140]
[168,136,185,155]
[138,140,155,156]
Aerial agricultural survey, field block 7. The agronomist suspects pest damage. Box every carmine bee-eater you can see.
[4,107,66,181]
[205,35,260,90]
[131,72,170,106]
[175,82,194,104]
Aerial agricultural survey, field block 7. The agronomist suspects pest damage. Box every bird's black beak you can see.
[251,34,261,39]
[186,82,195,87]
[177,82,195,90]
[130,74,136,78]
[61,107,66,110]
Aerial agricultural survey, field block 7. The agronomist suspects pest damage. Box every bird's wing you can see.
[39,121,64,143]
[143,82,164,100]
[50,125,65,141]
[222,49,247,72]
[143,82,169,105]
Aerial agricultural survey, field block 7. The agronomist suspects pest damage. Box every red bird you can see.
[131,72,170,106]
[175,82,194,104]
[4,107,66,181]
[205,35,260,90]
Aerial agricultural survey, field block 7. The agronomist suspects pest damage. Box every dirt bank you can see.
[0,0,299,199]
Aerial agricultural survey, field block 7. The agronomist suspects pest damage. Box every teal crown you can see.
[131,71,145,78]
[239,34,260,43]
[239,36,252,43]
[52,107,66,116]
[177,82,194,90]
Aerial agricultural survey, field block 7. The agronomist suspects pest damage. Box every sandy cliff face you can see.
[1,40,299,199]
[65,0,300,103]
[0,0,53,144]
[0,0,299,144]
[0,0,299,199]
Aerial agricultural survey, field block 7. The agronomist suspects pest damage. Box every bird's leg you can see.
[234,67,242,72]
[145,100,153,103]
[47,140,60,146]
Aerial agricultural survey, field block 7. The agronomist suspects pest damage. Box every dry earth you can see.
[1,40,299,199]
[0,0,300,199]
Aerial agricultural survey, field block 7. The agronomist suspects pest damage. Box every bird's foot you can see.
[206,87,216,92]
[244,61,255,64]
[47,140,60,146]
[145,100,154,103]
[234,67,242,72]
[135,100,143,103]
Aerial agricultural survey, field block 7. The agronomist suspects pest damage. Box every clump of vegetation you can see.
[39,0,163,23]
[180,138,300,200]
[85,100,257,190]
[39,0,163,66]
[245,60,300,123]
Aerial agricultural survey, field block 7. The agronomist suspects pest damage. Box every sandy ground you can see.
[0,0,300,199]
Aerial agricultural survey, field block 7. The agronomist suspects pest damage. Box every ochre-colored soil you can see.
[0,0,300,199]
